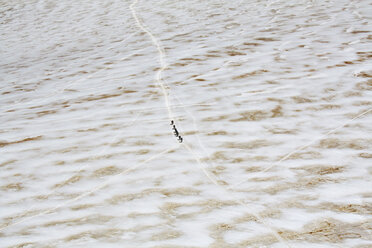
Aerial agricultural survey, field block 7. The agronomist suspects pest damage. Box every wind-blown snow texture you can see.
[1,0,371,247]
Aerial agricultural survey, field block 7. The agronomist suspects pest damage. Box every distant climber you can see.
[169,120,183,143]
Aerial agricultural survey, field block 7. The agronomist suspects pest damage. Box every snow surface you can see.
[0,0,371,247]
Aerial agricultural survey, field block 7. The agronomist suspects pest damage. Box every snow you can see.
[1,0,371,247]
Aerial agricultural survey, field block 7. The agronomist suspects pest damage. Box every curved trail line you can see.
[0,145,180,232]
[130,0,174,122]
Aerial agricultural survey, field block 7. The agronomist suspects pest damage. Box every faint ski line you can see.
[238,85,291,97]
[0,144,179,231]
[183,143,219,185]
[173,94,212,157]
[2,31,140,113]
[123,102,213,113]
[172,93,231,182]
[229,108,372,190]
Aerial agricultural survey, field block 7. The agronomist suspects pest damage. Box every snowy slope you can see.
[1,0,371,247]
